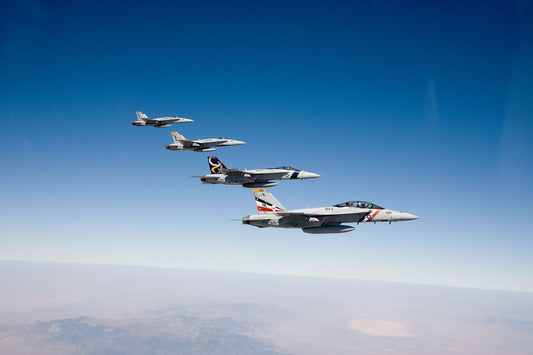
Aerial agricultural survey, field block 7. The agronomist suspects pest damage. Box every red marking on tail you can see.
[257,206,283,212]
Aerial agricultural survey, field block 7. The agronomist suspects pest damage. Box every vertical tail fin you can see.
[136,111,148,121]
[208,156,228,174]
[253,189,287,214]
[171,131,186,144]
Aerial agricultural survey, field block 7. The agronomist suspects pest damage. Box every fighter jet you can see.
[165,132,245,152]
[131,111,193,127]
[242,189,418,234]
[197,156,320,188]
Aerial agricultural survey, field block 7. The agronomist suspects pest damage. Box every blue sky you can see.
[1,0,532,292]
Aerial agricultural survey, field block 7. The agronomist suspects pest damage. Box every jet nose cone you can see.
[235,140,246,145]
[299,172,320,179]
[242,216,251,224]
[183,118,194,123]
[402,212,419,221]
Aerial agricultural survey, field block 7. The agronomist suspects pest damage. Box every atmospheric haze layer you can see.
[1,261,532,355]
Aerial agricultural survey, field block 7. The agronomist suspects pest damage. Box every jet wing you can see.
[159,117,188,123]
[149,117,186,124]
[276,211,370,224]
[193,139,228,148]
[276,214,347,227]
[146,118,177,127]
[279,214,324,225]
[220,168,244,176]
[220,168,257,178]
[219,169,285,180]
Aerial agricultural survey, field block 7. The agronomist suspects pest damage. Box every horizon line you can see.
[1,259,531,295]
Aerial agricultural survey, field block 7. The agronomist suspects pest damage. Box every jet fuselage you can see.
[131,112,193,127]
[166,137,245,152]
[243,190,418,234]
[200,169,320,187]
[243,206,417,229]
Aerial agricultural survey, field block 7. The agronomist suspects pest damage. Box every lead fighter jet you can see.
[165,132,245,152]
[197,156,320,188]
[131,111,193,127]
[242,189,418,234]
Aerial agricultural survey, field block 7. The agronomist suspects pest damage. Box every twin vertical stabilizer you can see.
[208,156,228,174]
[171,131,187,145]
[253,189,287,213]
[136,111,149,121]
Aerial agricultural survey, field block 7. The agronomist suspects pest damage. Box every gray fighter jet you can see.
[242,189,418,234]
[197,156,320,188]
[165,132,245,152]
[131,111,193,127]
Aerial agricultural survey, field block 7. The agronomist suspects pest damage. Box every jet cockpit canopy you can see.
[273,166,298,171]
[334,201,383,209]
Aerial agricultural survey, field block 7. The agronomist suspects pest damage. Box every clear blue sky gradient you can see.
[1,0,532,291]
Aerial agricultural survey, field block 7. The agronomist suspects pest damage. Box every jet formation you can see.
[196,156,320,188]
[242,189,418,234]
[131,111,193,127]
[132,111,418,234]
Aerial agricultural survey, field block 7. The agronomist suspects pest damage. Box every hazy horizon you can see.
[2,260,532,354]
[2,259,532,294]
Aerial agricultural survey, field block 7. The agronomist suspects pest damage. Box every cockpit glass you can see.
[333,201,383,209]
[272,166,297,170]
